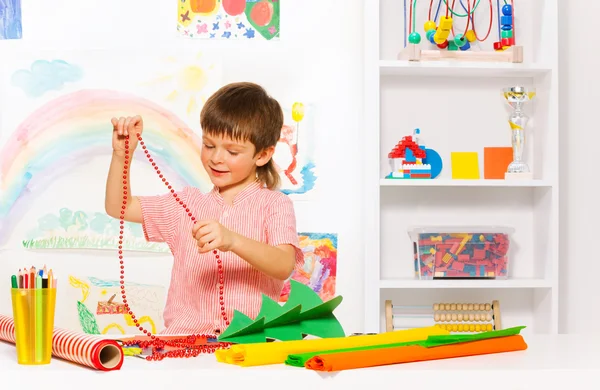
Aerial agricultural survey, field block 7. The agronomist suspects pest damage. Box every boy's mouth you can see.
[210,167,229,175]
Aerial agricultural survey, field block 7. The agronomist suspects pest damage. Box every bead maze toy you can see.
[398,0,522,63]
[386,128,443,179]
[385,300,502,333]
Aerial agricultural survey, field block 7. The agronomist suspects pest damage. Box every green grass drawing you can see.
[22,207,170,253]
[22,236,169,252]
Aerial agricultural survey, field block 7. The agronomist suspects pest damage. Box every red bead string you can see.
[118,133,231,360]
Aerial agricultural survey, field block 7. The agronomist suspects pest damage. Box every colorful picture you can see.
[0,50,317,250]
[279,232,338,303]
[22,208,169,253]
[68,276,166,335]
[177,0,280,40]
[0,0,22,40]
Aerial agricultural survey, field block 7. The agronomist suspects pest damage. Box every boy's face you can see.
[201,133,272,192]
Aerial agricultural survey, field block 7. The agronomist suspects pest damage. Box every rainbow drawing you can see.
[0,88,212,243]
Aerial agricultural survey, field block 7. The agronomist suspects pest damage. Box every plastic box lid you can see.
[407,226,515,241]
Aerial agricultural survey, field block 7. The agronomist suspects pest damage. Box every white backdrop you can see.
[0,0,365,335]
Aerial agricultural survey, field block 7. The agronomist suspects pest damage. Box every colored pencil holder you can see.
[10,288,57,365]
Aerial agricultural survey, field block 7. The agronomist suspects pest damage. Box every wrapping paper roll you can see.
[0,314,124,371]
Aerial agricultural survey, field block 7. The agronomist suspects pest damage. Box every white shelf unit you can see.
[363,0,559,335]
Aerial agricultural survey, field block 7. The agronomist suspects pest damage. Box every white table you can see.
[2,335,600,390]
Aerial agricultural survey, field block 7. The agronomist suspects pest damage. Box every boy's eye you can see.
[203,144,214,149]
[228,151,239,156]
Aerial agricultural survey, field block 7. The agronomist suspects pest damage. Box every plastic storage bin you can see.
[408,226,514,280]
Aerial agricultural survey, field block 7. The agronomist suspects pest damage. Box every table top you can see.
[2,334,600,390]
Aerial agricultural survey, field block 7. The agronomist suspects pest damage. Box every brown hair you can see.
[200,82,283,189]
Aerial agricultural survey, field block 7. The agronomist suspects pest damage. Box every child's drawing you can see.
[68,275,166,335]
[177,0,280,40]
[0,51,316,249]
[279,232,338,303]
[0,0,22,40]
[22,208,169,252]
[275,102,317,197]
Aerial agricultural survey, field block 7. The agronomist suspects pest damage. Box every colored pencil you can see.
[35,275,43,362]
[48,269,54,288]
[11,275,18,288]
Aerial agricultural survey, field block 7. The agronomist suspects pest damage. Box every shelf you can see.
[379,278,553,289]
[380,179,553,188]
[379,60,552,78]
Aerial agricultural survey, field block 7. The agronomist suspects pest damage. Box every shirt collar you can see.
[210,179,263,206]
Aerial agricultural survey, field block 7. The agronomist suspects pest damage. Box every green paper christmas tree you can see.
[218,280,345,344]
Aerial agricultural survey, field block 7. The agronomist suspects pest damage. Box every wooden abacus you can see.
[385,300,502,333]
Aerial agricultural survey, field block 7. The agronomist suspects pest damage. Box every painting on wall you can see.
[275,102,317,197]
[0,50,317,250]
[177,0,280,40]
[0,51,219,249]
[279,232,338,303]
[68,275,166,335]
[0,0,22,40]
[22,208,169,252]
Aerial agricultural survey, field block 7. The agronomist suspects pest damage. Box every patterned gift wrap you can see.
[0,314,124,370]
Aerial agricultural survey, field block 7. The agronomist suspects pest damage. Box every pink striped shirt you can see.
[138,180,304,335]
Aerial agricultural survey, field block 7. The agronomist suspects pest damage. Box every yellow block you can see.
[451,152,480,179]
[215,326,448,367]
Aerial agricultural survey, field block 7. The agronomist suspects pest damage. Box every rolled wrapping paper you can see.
[215,325,449,367]
[305,334,528,372]
[0,314,124,371]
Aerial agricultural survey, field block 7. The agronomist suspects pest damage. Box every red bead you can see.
[493,41,503,50]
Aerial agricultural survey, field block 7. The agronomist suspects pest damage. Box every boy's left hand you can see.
[192,220,237,253]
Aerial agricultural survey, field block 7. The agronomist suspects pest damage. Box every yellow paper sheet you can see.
[215,326,449,367]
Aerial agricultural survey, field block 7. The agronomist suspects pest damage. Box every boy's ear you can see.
[255,145,275,167]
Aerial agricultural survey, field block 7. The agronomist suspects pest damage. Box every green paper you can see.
[285,326,526,367]
[218,280,345,343]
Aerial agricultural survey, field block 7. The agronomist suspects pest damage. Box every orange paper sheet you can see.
[305,335,527,372]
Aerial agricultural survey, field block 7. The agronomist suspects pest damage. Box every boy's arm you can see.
[105,152,142,223]
[229,194,303,281]
[229,236,297,281]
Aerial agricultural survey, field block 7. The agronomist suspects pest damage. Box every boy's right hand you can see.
[111,115,144,157]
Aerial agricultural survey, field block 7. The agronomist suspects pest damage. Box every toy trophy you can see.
[503,86,535,180]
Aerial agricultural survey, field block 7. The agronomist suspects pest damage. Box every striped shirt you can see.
[138,180,304,335]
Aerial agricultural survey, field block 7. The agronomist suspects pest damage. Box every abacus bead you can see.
[447,40,458,51]
[436,40,448,49]
[459,41,470,51]
[454,34,467,48]
[501,29,513,38]
[424,20,436,32]
[501,38,511,46]
[502,4,512,16]
[501,23,512,31]
[493,41,503,51]
[408,32,421,44]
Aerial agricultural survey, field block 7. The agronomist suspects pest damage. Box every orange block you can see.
[484,147,513,179]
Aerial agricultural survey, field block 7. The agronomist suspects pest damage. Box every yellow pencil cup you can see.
[11,288,57,365]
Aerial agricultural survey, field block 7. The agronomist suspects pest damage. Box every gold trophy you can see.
[503,86,535,179]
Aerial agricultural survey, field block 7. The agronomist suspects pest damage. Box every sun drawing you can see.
[139,52,218,118]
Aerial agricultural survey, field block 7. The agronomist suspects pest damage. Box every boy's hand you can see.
[111,115,143,157]
[192,220,237,253]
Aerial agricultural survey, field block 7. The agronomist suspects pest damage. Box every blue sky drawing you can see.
[0,0,22,40]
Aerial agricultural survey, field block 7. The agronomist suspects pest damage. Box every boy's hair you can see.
[200,82,283,190]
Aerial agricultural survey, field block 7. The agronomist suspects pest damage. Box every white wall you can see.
[558,2,600,333]
[0,0,366,334]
